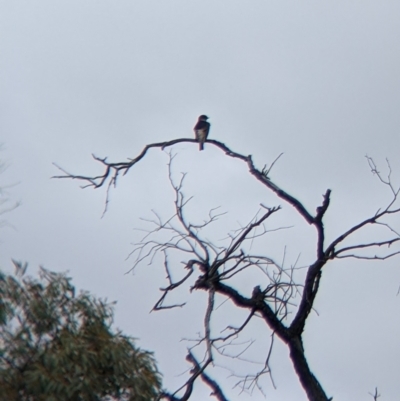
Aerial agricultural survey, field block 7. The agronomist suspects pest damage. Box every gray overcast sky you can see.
[1,1,400,400]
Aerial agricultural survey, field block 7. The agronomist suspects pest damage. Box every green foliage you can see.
[0,262,161,401]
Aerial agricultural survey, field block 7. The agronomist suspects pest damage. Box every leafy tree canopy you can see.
[0,261,161,401]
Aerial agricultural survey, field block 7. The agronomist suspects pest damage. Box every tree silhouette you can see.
[55,138,400,401]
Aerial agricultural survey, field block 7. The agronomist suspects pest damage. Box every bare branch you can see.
[57,140,400,401]
[161,351,218,401]
[212,310,255,343]
[204,290,215,359]
[224,334,275,396]
[333,238,400,257]
[186,352,229,401]
[224,207,280,260]
[53,139,318,224]
[325,207,400,258]
[366,155,400,205]
[152,256,194,311]
[368,387,381,401]
[335,251,400,260]
[261,152,284,178]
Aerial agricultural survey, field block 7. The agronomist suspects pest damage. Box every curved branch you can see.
[53,138,318,225]
[199,280,290,342]
[333,238,400,257]
[325,207,400,257]
[186,352,229,401]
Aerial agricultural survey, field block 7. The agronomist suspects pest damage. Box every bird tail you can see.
[199,142,204,151]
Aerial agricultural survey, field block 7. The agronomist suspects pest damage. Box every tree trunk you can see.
[288,336,331,401]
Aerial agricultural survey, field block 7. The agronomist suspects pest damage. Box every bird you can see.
[193,115,210,151]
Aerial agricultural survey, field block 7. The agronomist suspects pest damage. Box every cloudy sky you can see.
[1,1,400,400]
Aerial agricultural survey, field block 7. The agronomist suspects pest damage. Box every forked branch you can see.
[56,139,400,401]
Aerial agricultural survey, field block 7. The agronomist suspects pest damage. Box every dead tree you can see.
[54,138,400,401]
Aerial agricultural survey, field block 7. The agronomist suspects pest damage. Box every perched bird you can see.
[193,115,210,151]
